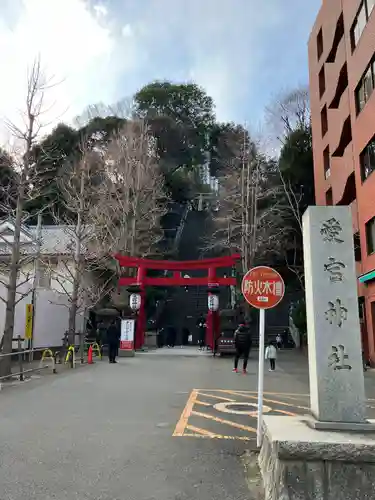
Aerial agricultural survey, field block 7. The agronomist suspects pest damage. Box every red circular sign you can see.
[241,266,285,309]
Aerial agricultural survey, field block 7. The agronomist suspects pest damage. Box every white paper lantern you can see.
[208,294,219,311]
[129,293,141,311]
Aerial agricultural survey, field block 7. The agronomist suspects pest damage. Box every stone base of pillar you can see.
[259,415,375,500]
[118,349,135,357]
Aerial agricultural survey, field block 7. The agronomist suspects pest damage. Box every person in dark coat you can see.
[167,326,176,348]
[233,323,252,374]
[107,319,120,363]
[197,315,206,350]
[182,327,190,346]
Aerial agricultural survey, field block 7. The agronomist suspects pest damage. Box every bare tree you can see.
[48,142,113,344]
[46,120,167,344]
[265,85,310,145]
[74,98,135,129]
[92,120,168,259]
[0,58,59,376]
[262,85,313,289]
[204,125,289,275]
[205,158,288,272]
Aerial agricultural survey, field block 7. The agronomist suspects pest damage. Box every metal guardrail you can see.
[0,336,50,382]
[0,334,103,385]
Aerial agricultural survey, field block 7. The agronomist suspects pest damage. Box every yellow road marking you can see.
[195,400,211,407]
[232,391,309,411]
[174,389,313,441]
[198,391,235,402]
[191,410,257,433]
[263,392,308,397]
[173,389,198,436]
[268,394,309,403]
[186,424,219,437]
[272,408,297,416]
[206,390,309,398]
[183,433,252,441]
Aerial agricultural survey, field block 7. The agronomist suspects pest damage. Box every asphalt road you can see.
[0,347,374,499]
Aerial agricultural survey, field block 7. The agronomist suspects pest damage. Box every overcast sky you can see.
[0,0,321,143]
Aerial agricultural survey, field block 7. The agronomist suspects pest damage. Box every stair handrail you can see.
[172,203,192,253]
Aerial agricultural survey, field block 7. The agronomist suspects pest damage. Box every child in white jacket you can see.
[265,342,277,371]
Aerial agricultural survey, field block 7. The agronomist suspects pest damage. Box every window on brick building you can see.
[355,64,374,114]
[366,216,375,254]
[332,116,352,157]
[329,62,348,108]
[351,1,375,50]
[368,0,375,17]
[360,136,375,181]
[351,2,367,50]
[327,14,344,63]
[323,147,330,179]
[358,297,365,324]
[319,66,326,97]
[326,188,333,205]
[321,105,328,136]
[317,28,323,60]
[354,232,362,261]
[364,65,374,98]
[356,82,366,113]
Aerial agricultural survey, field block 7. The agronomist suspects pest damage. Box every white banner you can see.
[120,319,135,350]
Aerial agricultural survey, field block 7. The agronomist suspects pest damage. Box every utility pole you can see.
[251,159,259,265]
[245,155,251,271]
[240,127,247,274]
[30,213,42,361]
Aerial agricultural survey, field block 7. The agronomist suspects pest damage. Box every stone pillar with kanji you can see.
[303,206,366,427]
[258,206,375,500]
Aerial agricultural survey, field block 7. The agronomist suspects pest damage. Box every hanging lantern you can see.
[184,274,190,292]
[208,294,219,312]
[129,293,141,311]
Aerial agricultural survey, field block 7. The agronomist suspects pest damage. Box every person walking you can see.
[276,333,282,350]
[107,319,120,363]
[167,326,177,348]
[197,315,206,350]
[233,323,252,374]
[182,327,190,346]
[265,341,277,371]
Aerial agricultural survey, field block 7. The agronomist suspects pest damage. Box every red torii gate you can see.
[115,254,241,350]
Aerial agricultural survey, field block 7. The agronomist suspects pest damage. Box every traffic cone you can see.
[87,345,93,364]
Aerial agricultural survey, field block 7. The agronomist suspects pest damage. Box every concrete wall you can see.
[0,259,87,349]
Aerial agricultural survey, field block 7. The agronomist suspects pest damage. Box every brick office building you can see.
[308,0,375,363]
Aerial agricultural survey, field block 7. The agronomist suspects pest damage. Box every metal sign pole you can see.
[241,265,284,449]
[257,307,265,448]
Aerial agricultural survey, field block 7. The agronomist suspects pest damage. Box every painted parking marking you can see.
[197,391,236,402]
[213,401,272,417]
[173,389,302,440]
[186,424,218,438]
[191,409,257,433]
[184,431,252,441]
[174,389,375,440]
[229,391,310,412]
[173,389,198,436]
[195,399,211,407]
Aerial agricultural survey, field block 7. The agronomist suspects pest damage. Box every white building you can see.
[0,221,98,349]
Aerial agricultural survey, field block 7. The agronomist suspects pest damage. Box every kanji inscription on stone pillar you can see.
[302,206,366,424]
